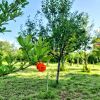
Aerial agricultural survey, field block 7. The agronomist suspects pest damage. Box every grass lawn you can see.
[0,63,100,100]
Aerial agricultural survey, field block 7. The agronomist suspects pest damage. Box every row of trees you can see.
[0,40,99,66]
[0,36,99,76]
[17,0,100,84]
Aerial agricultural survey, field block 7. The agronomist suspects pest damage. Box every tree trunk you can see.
[56,58,61,84]
[93,60,94,67]
[77,58,79,67]
[0,56,2,66]
[56,44,65,84]
[84,51,88,71]
[60,56,65,71]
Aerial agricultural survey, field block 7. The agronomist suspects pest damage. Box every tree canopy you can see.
[0,0,28,33]
[42,0,90,84]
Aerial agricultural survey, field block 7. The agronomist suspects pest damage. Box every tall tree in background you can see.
[0,0,28,33]
[19,13,49,43]
[42,0,90,84]
[82,33,91,72]
[19,16,37,43]
[0,41,14,66]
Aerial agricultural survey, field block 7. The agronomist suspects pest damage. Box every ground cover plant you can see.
[0,64,100,100]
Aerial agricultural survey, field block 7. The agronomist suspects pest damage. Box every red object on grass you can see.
[36,62,46,72]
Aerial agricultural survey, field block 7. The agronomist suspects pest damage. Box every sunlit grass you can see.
[0,63,100,100]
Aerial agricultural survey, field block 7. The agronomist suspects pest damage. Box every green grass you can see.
[0,63,100,100]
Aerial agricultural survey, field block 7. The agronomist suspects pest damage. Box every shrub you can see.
[38,91,56,99]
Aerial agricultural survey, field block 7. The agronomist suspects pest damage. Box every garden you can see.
[0,0,100,100]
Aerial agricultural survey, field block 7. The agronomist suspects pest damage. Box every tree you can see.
[0,41,18,75]
[0,40,14,52]
[31,37,50,63]
[0,0,28,33]
[17,34,33,63]
[19,16,37,43]
[42,0,90,84]
[19,14,49,43]
[81,34,91,72]
[0,40,16,65]
[17,35,50,65]
[92,29,100,63]
[88,52,97,65]
[67,52,75,66]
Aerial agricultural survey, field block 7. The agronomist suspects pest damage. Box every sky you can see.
[0,0,100,47]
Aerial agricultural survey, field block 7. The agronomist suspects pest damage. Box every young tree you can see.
[17,35,50,65]
[0,0,28,33]
[31,37,50,64]
[82,36,91,72]
[42,0,90,84]
[17,34,33,63]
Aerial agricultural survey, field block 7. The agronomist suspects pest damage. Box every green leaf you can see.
[25,34,32,45]
[17,35,25,46]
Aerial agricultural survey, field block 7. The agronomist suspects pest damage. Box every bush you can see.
[38,91,56,99]
[82,66,91,72]
[60,66,67,71]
